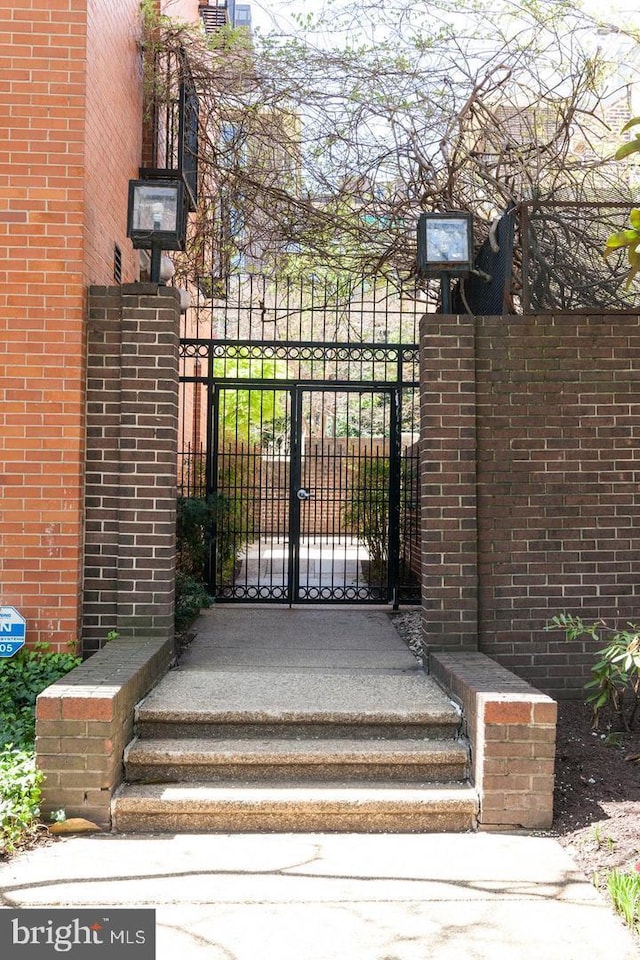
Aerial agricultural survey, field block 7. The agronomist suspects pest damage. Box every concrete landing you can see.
[176,606,422,669]
[139,606,454,723]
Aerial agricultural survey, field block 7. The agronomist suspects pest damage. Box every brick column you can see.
[83,285,181,655]
[420,313,478,655]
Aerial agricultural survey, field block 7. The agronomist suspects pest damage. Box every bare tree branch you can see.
[143,0,640,298]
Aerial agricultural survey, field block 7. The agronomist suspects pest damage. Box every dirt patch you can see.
[552,700,640,886]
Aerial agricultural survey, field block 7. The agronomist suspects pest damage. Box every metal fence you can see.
[178,274,421,605]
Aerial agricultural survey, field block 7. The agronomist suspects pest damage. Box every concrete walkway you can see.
[2,607,638,958]
[1,832,638,959]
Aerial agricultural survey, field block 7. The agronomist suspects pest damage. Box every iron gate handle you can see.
[296,488,311,501]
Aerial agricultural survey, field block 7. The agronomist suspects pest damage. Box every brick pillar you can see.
[420,313,479,655]
[83,285,181,655]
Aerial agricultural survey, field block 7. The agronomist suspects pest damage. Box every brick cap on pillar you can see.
[89,284,181,304]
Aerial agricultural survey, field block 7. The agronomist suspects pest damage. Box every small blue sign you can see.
[0,607,26,658]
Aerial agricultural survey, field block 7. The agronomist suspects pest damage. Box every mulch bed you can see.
[552,699,640,885]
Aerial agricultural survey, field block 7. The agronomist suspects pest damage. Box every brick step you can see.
[123,736,470,784]
[112,782,479,833]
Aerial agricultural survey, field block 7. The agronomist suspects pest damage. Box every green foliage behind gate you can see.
[343,457,389,580]
[176,451,260,624]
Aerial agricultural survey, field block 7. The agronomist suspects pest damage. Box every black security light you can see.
[417,211,474,312]
[127,177,186,283]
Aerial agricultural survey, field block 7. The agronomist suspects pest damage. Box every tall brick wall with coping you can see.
[83,285,181,656]
[421,311,640,698]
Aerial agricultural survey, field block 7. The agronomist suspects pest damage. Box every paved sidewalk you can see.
[1,831,638,959]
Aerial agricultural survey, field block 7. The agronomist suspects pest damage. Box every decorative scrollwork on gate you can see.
[180,338,419,385]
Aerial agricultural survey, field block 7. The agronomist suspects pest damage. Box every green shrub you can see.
[0,747,42,856]
[175,496,218,633]
[0,644,81,747]
[343,458,389,580]
[547,614,640,731]
[177,492,244,583]
[176,495,216,579]
[176,491,248,632]
[175,572,214,634]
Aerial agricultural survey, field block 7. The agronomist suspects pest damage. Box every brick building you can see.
[0,0,201,651]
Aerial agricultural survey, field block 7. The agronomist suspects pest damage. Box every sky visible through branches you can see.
[168,0,640,296]
[250,0,640,43]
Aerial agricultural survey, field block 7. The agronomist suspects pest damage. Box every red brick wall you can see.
[421,312,640,699]
[162,1,201,22]
[83,2,200,285]
[0,0,90,650]
[84,0,143,285]
[0,0,201,651]
[83,0,200,285]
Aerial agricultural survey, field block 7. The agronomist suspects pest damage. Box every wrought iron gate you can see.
[179,275,420,606]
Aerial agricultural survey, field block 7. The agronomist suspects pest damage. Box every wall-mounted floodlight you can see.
[417,211,474,312]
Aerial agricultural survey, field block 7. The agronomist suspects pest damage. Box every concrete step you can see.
[122,630,475,833]
[135,716,461,741]
[135,669,462,741]
[124,736,470,784]
[112,782,479,833]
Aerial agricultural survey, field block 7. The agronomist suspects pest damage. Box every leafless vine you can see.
[144,0,640,304]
